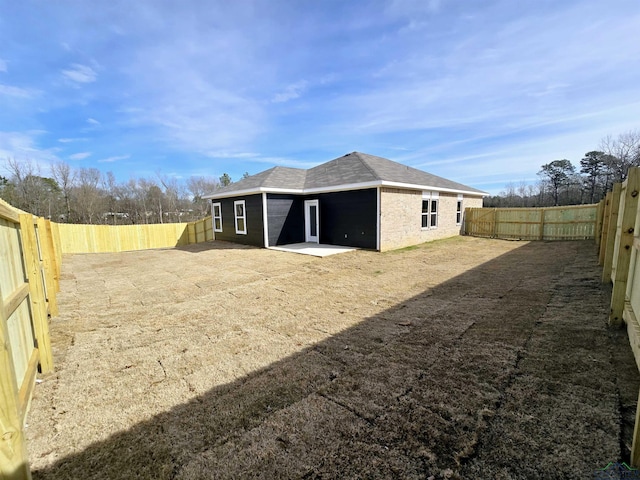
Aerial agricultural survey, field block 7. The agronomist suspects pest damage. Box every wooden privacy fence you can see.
[187,216,214,245]
[598,167,640,466]
[54,216,213,254]
[464,205,598,240]
[1,203,213,479]
[1,199,59,480]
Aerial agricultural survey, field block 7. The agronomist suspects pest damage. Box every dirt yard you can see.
[26,237,640,479]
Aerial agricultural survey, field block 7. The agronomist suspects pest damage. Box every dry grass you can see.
[26,237,639,479]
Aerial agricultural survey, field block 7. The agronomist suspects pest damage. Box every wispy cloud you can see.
[98,154,130,163]
[0,131,60,169]
[271,81,308,103]
[251,156,319,169]
[205,151,258,159]
[69,152,91,160]
[0,0,638,194]
[0,84,35,98]
[61,64,97,84]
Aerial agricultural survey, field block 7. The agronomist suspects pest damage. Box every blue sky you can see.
[1,0,639,195]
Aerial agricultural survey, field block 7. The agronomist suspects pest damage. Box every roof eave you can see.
[204,187,305,199]
[204,180,487,199]
[380,181,488,196]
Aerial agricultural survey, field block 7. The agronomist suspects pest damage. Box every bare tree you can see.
[186,176,219,217]
[51,161,76,222]
[4,157,60,217]
[600,130,640,183]
[157,174,185,223]
[517,181,528,206]
[74,167,104,223]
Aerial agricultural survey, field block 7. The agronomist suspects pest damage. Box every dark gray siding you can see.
[266,194,304,246]
[214,194,264,247]
[316,189,377,249]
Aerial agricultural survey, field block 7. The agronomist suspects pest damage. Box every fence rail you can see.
[464,205,598,240]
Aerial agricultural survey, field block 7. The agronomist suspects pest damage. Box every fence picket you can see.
[464,204,598,241]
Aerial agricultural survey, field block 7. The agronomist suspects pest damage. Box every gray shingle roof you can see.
[205,152,486,198]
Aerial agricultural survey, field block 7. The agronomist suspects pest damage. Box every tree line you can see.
[0,157,242,224]
[484,129,640,207]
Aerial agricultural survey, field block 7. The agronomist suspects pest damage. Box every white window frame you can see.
[212,202,223,232]
[456,194,463,225]
[234,200,247,235]
[421,191,439,230]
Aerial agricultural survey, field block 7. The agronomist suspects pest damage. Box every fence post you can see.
[538,208,545,240]
[19,214,53,373]
[492,208,497,238]
[599,193,612,265]
[595,199,605,248]
[602,184,622,283]
[610,168,640,326]
[0,290,32,480]
[36,217,58,317]
[43,220,60,293]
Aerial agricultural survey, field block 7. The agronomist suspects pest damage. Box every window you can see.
[212,202,222,232]
[234,200,247,234]
[430,198,438,227]
[421,191,438,229]
[456,195,463,225]
[421,200,430,228]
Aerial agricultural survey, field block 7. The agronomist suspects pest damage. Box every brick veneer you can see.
[379,188,483,251]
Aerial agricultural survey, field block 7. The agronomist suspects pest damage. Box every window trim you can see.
[456,195,463,225]
[430,198,438,228]
[212,202,223,232]
[234,200,247,235]
[421,191,439,230]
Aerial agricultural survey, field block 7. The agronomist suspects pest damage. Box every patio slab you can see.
[268,242,357,257]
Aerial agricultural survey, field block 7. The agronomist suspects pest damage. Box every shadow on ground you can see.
[33,241,639,479]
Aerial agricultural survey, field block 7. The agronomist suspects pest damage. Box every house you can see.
[203,152,486,251]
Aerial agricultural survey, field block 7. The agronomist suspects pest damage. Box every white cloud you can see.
[87,118,100,125]
[0,59,6,72]
[271,81,308,103]
[61,64,97,84]
[98,154,130,163]
[205,151,258,159]
[124,73,265,154]
[0,131,60,171]
[0,84,34,98]
[58,137,87,143]
[69,152,91,160]
[246,155,319,168]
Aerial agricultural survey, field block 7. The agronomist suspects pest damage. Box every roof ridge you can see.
[350,152,381,180]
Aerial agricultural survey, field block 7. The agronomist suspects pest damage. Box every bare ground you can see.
[25,237,640,479]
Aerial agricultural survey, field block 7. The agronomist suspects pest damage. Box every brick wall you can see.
[379,188,483,251]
